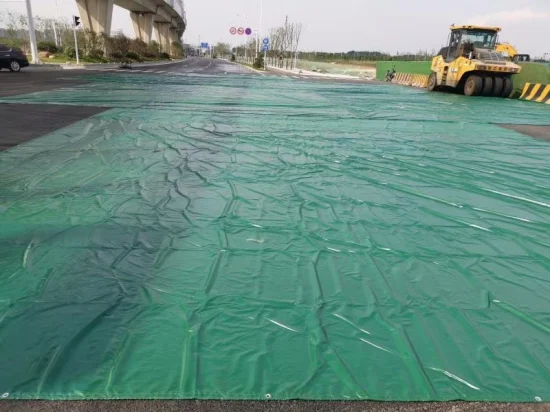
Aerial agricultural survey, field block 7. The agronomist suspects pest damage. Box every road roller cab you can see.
[427,25,521,97]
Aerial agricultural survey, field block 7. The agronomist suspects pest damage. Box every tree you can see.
[268,27,284,66]
[214,42,230,58]
[290,23,302,70]
[266,17,303,69]
[245,37,257,59]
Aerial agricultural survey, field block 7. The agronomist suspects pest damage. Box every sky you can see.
[1,0,549,57]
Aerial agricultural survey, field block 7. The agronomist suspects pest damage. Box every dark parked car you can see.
[0,44,30,72]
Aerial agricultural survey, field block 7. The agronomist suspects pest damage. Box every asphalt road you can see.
[2,400,550,412]
[0,58,364,151]
[0,58,236,98]
[0,57,548,411]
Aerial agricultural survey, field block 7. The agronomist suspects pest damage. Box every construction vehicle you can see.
[495,43,531,63]
[427,25,521,97]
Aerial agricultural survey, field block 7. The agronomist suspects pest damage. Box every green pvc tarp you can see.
[1,69,550,402]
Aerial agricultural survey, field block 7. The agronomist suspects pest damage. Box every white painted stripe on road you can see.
[155,71,166,74]
[132,69,143,72]
[292,76,300,79]
[144,70,154,72]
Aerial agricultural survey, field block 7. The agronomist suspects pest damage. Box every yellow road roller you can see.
[428,25,521,97]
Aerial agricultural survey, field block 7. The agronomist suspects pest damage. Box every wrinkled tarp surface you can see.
[1,69,550,402]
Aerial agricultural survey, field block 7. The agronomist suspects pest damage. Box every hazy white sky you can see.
[2,0,549,57]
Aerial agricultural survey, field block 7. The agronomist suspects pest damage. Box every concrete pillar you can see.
[169,29,179,45]
[169,28,180,55]
[75,0,114,35]
[130,12,153,44]
[153,22,171,54]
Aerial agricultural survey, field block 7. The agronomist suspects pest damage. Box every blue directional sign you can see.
[262,38,269,45]
[262,44,269,52]
[200,42,209,49]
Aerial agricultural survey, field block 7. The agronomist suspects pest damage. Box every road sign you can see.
[229,27,236,35]
[245,28,252,35]
[237,27,244,35]
[200,42,209,49]
[262,38,269,45]
[262,44,269,52]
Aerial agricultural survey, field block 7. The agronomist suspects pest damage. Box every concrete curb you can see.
[232,61,266,74]
[267,65,372,80]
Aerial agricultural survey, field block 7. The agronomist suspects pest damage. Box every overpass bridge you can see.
[75,0,186,54]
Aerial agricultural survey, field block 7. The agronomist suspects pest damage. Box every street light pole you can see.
[73,17,80,65]
[255,30,258,58]
[55,0,62,47]
[52,20,59,48]
[260,0,263,40]
[25,0,40,64]
[244,13,248,62]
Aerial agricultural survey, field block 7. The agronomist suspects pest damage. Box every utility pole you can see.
[25,0,39,64]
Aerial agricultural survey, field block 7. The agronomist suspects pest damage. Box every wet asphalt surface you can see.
[1,58,548,411]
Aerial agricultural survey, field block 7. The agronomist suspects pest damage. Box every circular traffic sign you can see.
[245,28,252,35]
[230,27,237,35]
[262,37,269,45]
[237,27,244,35]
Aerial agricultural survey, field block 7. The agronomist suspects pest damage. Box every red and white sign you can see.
[229,27,237,35]
[237,27,245,35]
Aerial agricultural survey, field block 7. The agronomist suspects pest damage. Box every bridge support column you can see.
[154,22,171,54]
[169,28,180,46]
[130,12,153,43]
[75,0,114,35]
[168,29,181,56]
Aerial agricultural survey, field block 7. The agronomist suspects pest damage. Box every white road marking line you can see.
[292,76,300,79]
[144,70,154,72]
[155,71,165,74]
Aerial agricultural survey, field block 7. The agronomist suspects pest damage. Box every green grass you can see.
[376,61,432,80]
[512,62,550,96]
[319,59,377,68]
